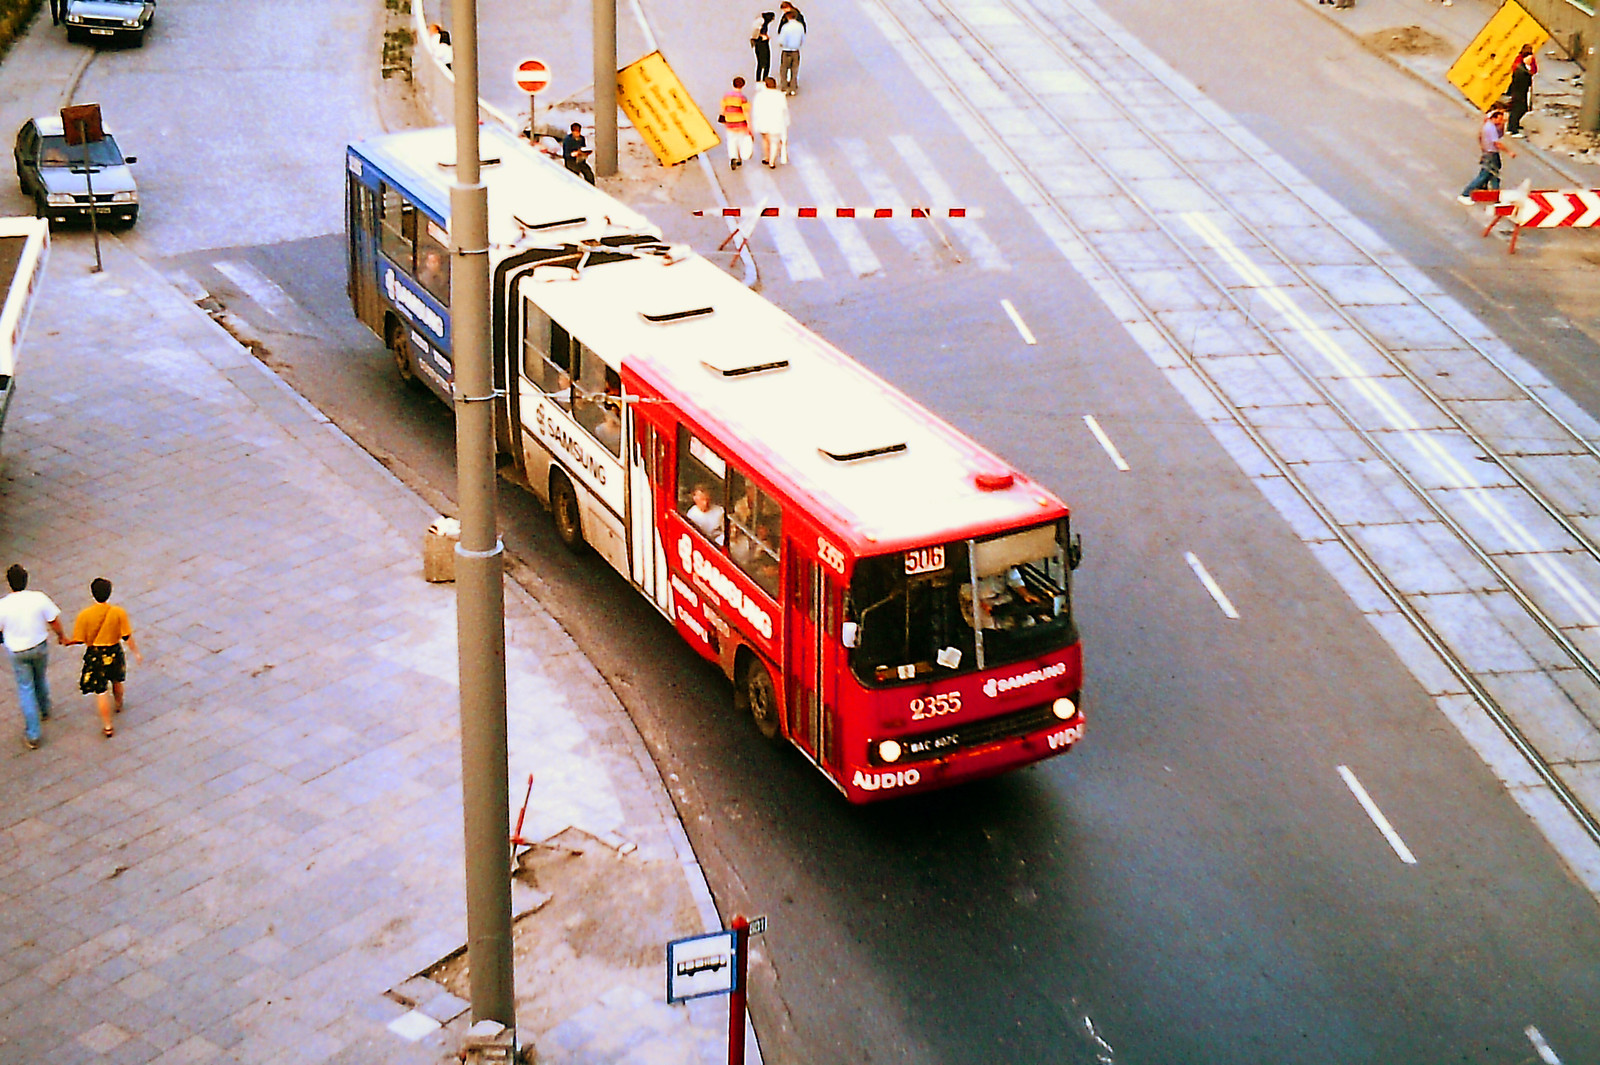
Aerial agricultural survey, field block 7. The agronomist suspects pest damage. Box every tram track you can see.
[863,0,1600,843]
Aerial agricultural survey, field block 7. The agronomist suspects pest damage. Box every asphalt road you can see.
[25,0,1600,1060]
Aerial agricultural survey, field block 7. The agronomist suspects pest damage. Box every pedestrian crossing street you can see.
[719,134,1011,281]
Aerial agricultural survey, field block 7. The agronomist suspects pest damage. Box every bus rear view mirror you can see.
[1068,533,1083,571]
[840,622,859,648]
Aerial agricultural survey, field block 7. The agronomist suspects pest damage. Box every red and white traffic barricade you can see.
[1474,182,1600,254]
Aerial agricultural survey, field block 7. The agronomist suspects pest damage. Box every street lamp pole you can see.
[449,0,515,1031]
[593,0,618,176]
[1580,10,1600,133]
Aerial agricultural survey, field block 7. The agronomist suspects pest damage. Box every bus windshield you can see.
[848,520,1075,687]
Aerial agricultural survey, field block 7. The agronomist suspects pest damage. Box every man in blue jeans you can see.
[0,564,67,750]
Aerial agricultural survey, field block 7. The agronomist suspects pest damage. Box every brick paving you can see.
[0,235,739,1063]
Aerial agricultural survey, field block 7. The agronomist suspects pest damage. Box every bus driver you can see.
[686,484,725,545]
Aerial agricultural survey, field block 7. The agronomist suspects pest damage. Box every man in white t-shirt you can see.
[0,564,66,749]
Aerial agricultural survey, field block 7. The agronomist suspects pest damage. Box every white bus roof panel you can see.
[523,253,1062,550]
[349,126,658,248]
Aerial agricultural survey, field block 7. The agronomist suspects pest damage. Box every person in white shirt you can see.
[0,564,66,750]
[686,485,726,545]
[749,78,791,169]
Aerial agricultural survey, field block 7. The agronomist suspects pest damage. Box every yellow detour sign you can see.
[1447,0,1549,112]
[616,51,720,167]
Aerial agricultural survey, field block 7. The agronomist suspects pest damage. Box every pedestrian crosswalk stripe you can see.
[890,135,1009,271]
[739,164,825,283]
[837,138,940,268]
[790,150,884,277]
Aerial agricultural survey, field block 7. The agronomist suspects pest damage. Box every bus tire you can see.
[387,320,416,385]
[741,655,781,742]
[550,472,586,553]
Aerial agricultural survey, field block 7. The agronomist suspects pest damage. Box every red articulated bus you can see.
[346,126,1084,802]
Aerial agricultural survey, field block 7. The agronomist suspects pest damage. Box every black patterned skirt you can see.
[79,644,126,694]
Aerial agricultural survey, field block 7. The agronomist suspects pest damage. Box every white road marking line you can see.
[1337,765,1418,865]
[789,149,883,278]
[1083,415,1130,471]
[1000,299,1037,344]
[889,134,1009,271]
[1181,211,1600,629]
[1526,1026,1562,1064]
[837,138,938,266]
[1183,552,1239,619]
[739,165,823,283]
[212,259,298,321]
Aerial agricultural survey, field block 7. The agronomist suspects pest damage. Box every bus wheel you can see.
[550,473,586,553]
[742,657,781,741]
[387,323,416,385]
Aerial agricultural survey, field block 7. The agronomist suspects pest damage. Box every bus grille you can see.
[874,700,1072,765]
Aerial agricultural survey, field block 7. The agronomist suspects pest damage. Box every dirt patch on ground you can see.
[428,827,703,1039]
[1361,25,1451,56]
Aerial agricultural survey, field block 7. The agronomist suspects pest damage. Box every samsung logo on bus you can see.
[384,267,446,340]
[982,661,1068,698]
[677,533,773,641]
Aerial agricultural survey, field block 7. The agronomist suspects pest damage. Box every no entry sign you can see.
[513,58,550,95]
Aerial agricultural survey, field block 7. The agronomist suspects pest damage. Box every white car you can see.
[62,0,157,47]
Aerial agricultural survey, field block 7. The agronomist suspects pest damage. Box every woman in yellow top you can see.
[67,577,142,738]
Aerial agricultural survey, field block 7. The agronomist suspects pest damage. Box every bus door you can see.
[787,550,838,769]
[629,413,670,614]
[346,173,381,331]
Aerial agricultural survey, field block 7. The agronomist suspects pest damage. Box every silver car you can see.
[62,0,156,46]
[14,116,140,228]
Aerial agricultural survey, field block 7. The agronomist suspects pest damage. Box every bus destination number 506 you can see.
[905,546,945,575]
[910,691,961,721]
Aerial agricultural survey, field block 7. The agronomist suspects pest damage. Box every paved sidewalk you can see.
[1302,0,1600,180]
[0,234,733,1062]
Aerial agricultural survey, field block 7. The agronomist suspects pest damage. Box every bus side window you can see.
[728,468,782,599]
[677,426,727,547]
[379,185,415,272]
[574,350,621,457]
[521,302,573,408]
[415,217,450,303]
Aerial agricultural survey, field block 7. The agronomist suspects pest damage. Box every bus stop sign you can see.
[665,929,736,1003]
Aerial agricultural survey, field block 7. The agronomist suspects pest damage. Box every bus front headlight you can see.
[877,739,902,764]
[1052,697,1076,720]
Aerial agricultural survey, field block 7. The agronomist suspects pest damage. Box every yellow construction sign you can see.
[616,51,719,167]
[1447,0,1549,112]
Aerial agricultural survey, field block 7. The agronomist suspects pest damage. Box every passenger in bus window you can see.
[686,484,725,545]
[593,403,622,456]
[417,248,448,302]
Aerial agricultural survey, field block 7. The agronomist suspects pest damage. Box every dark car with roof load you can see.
[14,116,140,228]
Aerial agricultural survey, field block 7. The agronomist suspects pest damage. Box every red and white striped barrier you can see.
[695,205,984,219]
[1473,183,1600,254]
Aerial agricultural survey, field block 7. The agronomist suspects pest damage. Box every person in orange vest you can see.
[720,77,754,171]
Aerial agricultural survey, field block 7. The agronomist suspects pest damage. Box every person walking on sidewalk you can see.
[49,0,64,25]
[750,11,775,83]
[776,7,806,96]
[0,564,66,750]
[66,578,143,739]
[1459,107,1515,203]
[751,77,791,168]
[562,123,596,185]
[1507,44,1537,137]
[720,77,754,171]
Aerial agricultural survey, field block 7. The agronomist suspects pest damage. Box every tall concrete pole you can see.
[450,0,515,1031]
[1580,9,1600,132]
[594,0,618,176]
